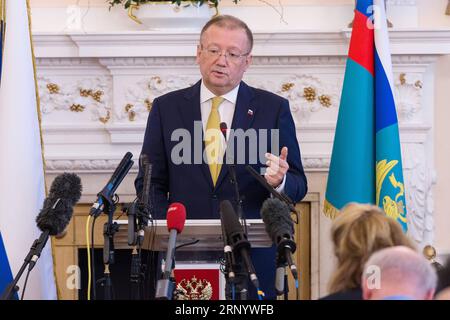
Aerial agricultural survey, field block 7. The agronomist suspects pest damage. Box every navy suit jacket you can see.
[136,80,307,218]
[135,80,307,298]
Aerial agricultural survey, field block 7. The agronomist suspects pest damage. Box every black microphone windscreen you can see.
[36,173,82,235]
[260,198,294,242]
[36,198,73,235]
[220,200,242,236]
[48,172,82,204]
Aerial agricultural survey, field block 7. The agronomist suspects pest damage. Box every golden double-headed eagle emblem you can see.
[175,276,213,300]
[376,160,407,224]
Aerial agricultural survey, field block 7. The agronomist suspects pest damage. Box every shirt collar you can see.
[200,81,240,105]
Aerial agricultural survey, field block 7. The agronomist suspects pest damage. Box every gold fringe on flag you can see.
[1,0,6,60]
[323,199,340,220]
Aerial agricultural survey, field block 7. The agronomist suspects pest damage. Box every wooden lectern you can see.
[137,219,272,251]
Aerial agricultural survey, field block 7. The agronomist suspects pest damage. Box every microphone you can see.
[220,200,260,290]
[155,203,186,300]
[128,153,152,246]
[140,153,153,215]
[30,173,82,271]
[162,203,186,279]
[90,152,133,217]
[275,265,286,296]
[245,165,298,215]
[219,203,235,283]
[1,173,82,300]
[260,198,298,282]
[220,122,247,234]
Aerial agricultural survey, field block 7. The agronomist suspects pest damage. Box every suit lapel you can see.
[215,82,257,189]
[180,81,214,189]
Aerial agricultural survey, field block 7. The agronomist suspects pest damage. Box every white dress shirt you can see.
[199,81,286,192]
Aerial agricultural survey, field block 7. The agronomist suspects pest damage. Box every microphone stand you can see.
[228,164,247,235]
[220,123,247,234]
[1,237,41,300]
[224,159,249,300]
[98,192,119,300]
[128,202,151,300]
[126,202,139,300]
[275,253,289,300]
[127,202,141,300]
[128,157,153,300]
[91,152,133,300]
[220,215,236,300]
[284,271,289,300]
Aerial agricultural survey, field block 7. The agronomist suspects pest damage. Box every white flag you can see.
[0,0,57,300]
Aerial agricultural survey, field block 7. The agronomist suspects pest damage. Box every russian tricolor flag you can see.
[325,0,408,232]
[0,0,57,299]
[0,0,15,297]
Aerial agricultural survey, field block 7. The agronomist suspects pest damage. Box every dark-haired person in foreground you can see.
[135,15,307,299]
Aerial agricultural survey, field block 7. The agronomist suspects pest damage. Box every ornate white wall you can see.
[30,0,450,297]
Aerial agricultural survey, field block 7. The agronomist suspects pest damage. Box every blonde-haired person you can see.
[320,203,415,300]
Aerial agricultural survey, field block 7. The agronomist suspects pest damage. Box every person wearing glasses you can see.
[136,15,307,300]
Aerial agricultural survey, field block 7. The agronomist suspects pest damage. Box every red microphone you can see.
[156,203,187,299]
[166,202,186,234]
[162,203,186,280]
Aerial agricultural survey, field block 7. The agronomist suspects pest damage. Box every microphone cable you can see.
[90,215,97,300]
[86,215,92,300]
[85,213,101,300]
[175,239,199,250]
[20,269,31,300]
[143,217,157,299]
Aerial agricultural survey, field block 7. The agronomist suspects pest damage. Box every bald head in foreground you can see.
[362,246,437,300]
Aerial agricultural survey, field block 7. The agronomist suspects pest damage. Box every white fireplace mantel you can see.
[33,29,450,58]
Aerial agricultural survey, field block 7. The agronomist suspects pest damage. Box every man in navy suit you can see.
[136,15,307,299]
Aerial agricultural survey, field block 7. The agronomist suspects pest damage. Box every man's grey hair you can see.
[200,15,253,52]
[363,246,437,296]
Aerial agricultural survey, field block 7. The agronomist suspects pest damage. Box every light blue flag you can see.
[324,0,407,232]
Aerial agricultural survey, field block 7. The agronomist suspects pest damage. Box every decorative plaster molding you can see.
[36,58,100,68]
[31,30,450,59]
[45,156,332,173]
[97,55,437,68]
[38,76,112,123]
[247,75,342,124]
[46,159,139,173]
[391,55,439,65]
[394,73,423,121]
[403,145,436,248]
[117,75,197,122]
[99,57,198,68]
[302,157,331,171]
[386,0,417,5]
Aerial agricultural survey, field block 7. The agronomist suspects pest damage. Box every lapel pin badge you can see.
[247,109,254,116]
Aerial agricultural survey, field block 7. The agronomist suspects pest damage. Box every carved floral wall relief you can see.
[246,75,342,124]
[38,76,112,124]
[402,144,436,248]
[117,75,199,122]
[394,73,423,122]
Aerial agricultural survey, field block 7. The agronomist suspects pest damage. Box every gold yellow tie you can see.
[205,96,224,186]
